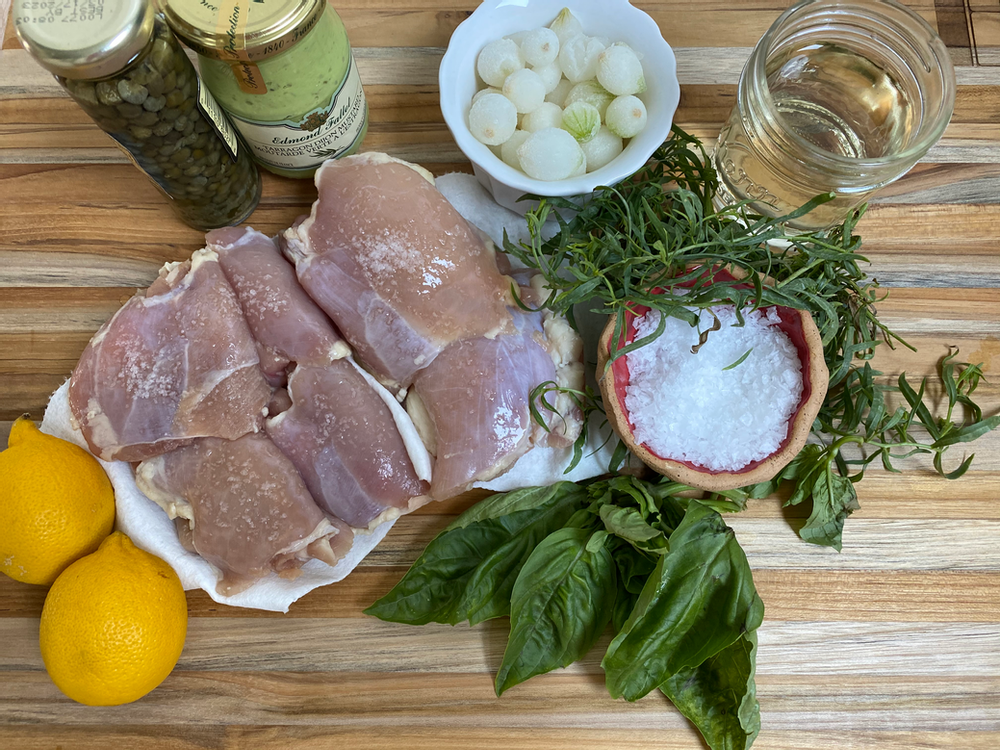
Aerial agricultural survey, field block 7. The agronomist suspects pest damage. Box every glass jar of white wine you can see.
[712,0,955,232]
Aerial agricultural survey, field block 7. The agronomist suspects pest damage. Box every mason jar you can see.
[160,0,369,179]
[712,0,956,232]
[14,0,262,230]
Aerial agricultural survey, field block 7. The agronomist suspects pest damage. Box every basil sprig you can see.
[366,476,762,750]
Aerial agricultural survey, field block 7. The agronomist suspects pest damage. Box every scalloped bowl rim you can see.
[439,0,681,198]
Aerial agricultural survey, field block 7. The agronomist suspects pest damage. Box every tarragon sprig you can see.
[507,125,1000,549]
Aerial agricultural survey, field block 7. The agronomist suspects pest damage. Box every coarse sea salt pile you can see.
[624,306,804,472]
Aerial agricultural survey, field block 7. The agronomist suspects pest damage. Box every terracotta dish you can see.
[597,267,828,492]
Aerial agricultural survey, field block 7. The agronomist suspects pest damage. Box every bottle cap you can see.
[14,0,156,80]
[158,0,324,63]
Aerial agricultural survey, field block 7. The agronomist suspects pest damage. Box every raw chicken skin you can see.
[208,226,350,386]
[408,310,572,501]
[136,434,354,596]
[267,360,429,529]
[282,153,514,386]
[69,249,271,462]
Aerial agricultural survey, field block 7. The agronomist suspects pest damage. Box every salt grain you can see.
[624,305,803,472]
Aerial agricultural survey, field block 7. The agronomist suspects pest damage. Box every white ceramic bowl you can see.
[439,0,680,214]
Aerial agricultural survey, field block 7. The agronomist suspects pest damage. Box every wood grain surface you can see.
[2,1,999,749]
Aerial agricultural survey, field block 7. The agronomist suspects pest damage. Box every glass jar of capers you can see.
[14,0,260,230]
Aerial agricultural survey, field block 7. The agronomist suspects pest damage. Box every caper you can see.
[136,110,160,127]
[170,148,192,163]
[127,66,152,86]
[162,71,177,91]
[143,95,166,113]
[118,79,148,105]
[152,121,174,137]
[165,90,185,108]
[103,117,129,132]
[145,73,165,98]
[173,116,189,132]
[116,102,143,119]
[68,80,99,107]
[129,125,153,140]
[96,81,122,106]
[192,148,206,160]
[160,107,181,122]
[151,39,173,74]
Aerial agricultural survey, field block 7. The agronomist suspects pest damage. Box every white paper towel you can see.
[37,172,613,613]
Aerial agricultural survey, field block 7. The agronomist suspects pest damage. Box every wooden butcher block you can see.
[1,1,998,748]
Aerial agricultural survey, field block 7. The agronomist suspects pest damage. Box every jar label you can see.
[227,53,367,172]
[213,0,269,95]
[197,79,240,162]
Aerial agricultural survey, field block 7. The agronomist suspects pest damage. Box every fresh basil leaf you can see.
[495,527,617,695]
[600,504,668,552]
[611,543,656,633]
[798,468,859,551]
[450,482,583,527]
[365,483,588,625]
[602,501,764,701]
[586,529,610,553]
[613,588,639,635]
[660,631,760,750]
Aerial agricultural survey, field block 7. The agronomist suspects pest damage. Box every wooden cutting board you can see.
[1,1,998,748]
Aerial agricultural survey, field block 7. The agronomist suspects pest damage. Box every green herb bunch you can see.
[367,476,763,750]
[505,125,1000,550]
[366,127,998,750]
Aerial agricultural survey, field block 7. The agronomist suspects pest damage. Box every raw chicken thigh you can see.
[267,360,430,529]
[65,151,590,600]
[208,226,350,387]
[69,249,270,462]
[136,433,354,596]
[408,309,579,501]
[282,153,514,386]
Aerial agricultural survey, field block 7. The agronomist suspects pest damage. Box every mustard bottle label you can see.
[227,53,367,172]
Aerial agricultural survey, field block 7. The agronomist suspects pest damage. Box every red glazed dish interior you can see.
[608,268,815,476]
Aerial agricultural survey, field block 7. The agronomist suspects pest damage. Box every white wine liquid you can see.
[714,42,919,231]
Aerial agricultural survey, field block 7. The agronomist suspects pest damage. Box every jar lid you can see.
[14,0,156,80]
[157,0,324,63]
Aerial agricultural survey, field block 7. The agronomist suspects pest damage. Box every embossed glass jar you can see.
[161,0,369,179]
[712,0,955,231]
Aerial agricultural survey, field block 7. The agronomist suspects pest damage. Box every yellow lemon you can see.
[40,531,188,706]
[0,416,115,585]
